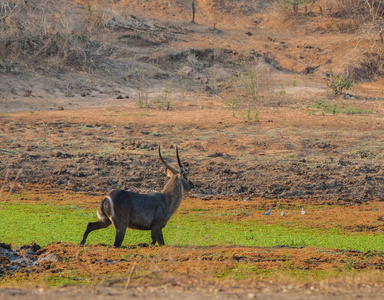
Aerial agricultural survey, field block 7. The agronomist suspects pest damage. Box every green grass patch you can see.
[0,113,10,118]
[212,265,347,282]
[120,112,150,117]
[310,100,371,116]
[44,272,89,287]
[343,106,371,115]
[1,202,384,252]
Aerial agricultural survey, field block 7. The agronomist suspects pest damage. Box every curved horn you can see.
[158,146,178,174]
[176,146,184,169]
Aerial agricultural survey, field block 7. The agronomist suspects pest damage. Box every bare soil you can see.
[1,106,384,202]
[1,240,384,300]
[1,0,384,298]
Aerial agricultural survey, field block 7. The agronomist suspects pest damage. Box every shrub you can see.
[326,71,354,95]
[236,59,260,101]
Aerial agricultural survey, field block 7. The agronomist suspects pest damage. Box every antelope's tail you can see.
[97,195,112,222]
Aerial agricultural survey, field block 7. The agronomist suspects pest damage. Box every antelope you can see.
[80,146,194,247]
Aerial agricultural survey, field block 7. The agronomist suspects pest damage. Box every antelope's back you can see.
[108,190,168,229]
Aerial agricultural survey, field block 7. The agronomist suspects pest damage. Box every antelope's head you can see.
[159,146,195,192]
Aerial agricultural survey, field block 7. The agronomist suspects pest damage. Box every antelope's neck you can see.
[161,176,183,215]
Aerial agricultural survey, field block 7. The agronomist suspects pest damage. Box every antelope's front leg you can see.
[157,229,165,246]
[113,227,127,248]
[151,224,164,246]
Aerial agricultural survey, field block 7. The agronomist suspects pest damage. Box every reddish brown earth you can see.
[1,0,384,298]
[1,106,384,202]
[1,240,384,299]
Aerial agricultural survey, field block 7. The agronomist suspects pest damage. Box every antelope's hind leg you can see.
[111,217,129,248]
[80,219,112,246]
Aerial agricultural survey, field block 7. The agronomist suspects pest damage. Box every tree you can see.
[191,0,196,23]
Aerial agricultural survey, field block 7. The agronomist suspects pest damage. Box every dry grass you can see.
[0,0,88,70]
[318,0,384,22]
[271,0,384,20]
[0,0,132,72]
[266,0,384,80]
[0,168,22,212]
[270,0,384,31]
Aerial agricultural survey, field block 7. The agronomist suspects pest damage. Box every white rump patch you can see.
[97,210,105,221]
[106,195,115,219]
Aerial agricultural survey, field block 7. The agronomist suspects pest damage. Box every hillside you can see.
[1,0,384,112]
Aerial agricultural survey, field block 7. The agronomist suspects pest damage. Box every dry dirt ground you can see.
[1,241,384,300]
[2,0,384,299]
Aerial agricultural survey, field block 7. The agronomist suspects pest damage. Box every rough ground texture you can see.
[1,107,384,202]
[1,0,384,299]
[1,240,384,300]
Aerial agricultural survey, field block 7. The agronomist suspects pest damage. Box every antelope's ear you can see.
[166,168,174,177]
[179,167,186,179]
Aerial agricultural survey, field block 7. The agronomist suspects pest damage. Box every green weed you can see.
[236,59,260,101]
[244,108,259,122]
[312,100,371,116]
[155,82,172,110]
[223,96,239,117]
[253,110,260,122]
[135,70,150,109]
[344,106,371,115]
[245,108,251,120]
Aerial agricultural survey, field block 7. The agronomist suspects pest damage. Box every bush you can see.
[326,71,354,95]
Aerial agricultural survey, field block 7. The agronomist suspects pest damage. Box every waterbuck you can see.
[80,146,194,247]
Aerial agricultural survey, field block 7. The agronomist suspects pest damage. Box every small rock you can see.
[24,90,32,97]
[208,152,223,158]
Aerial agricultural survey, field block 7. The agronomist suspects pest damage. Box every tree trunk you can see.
[192,0,196,23]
